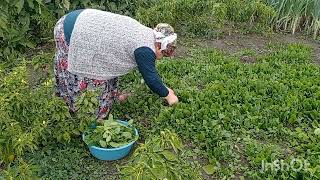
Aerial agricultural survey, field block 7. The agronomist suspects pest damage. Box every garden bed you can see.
[13,35,320,179]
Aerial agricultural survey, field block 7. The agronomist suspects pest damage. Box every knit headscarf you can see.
[153,23,177,54]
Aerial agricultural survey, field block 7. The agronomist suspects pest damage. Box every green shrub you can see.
[219,0,276,31]
[0,158,39,180]
[119,129,202,179]
[0,0,146,63]
[0,0,42,59]
[136,0,275,37]
[0,54,101,178]
[136,0,228,37]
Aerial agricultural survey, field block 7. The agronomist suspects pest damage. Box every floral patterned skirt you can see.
[53,16,118,119]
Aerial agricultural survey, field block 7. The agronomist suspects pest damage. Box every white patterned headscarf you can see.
[153,23,177,51]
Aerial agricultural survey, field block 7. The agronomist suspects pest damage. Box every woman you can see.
[54,9,179,120]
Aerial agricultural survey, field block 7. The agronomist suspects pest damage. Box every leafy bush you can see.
[119,129,202,179]
[0,0,43,60]
[0,0,146,63]
[136,0,275,37]
[218,0,276,31]
[0,54,101,178]
[136,0,228,37]
[0,158,39,180]
[46,0,141,17]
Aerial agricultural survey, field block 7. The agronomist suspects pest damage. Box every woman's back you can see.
[68,9,155,80]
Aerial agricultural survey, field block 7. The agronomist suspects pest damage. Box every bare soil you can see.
[176,33,320,64]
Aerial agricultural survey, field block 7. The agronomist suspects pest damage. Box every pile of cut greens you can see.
[84,115,138,148]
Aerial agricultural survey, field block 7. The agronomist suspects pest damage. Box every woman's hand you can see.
[118,92,132,103]
[165,87,179,106]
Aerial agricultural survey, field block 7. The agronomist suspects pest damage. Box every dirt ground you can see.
[176,33,320,64]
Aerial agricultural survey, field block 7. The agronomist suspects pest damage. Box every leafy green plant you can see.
[0,0,54,60]
[0,54,101,177]
[0,158,39,180]
[22,138,121,179]
[84,115,138,148]
[0,0,146,64]
[119,129,202,180]
[2,41,319,179]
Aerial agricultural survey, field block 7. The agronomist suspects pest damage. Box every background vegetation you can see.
[1,0,319,64]
[0,0,319,179]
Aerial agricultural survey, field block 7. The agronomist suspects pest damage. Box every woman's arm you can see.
[134,47,169,97]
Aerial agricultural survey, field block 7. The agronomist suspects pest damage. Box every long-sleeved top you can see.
[62,9,169,97]
[63,9,83,45]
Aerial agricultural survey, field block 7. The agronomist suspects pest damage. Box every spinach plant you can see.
[119,129,202,180]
